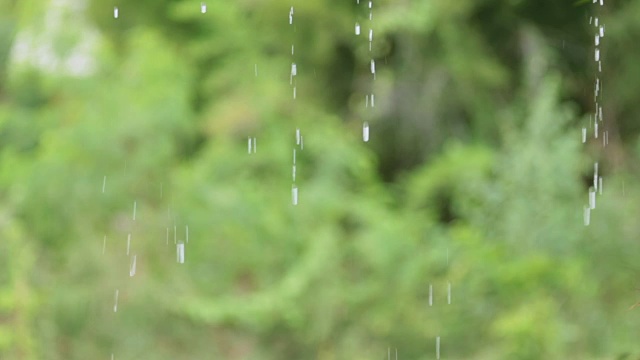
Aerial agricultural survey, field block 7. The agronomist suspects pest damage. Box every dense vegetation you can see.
[1,0,640,358]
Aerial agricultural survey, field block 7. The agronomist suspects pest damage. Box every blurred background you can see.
[1,0,640,359]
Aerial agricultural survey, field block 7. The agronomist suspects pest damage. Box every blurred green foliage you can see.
[1,0,640,359]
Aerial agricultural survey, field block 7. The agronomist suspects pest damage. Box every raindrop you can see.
[595,35,600,46]
[129,255,137,277]
[436,336,441,359]
[177,242,185,264]
[429,284,433,306]
[599,106,603,121]
[599,177,603,195]
[371,93,375,107]
[355,22,361,35]
[248,137,252,154]
[292,185,299,205]
[253,137,257,154]
[296,128,301,145]
[113,289,119,312]
[368,29,373,42]
[113,7,118,19]
[201,2,207,13]
[582,128,587,143]
[599,26,604,37]
[292,165,296,181]
[293,148,297,164]
[102,176,106,193]
[186,225,189,244]
[595,17,599,27]
[363,122,370,142]
[292,45,295,55]
[447,282,452,304]
[289,7,294,25]
[589,188,596,209]
[595,49,600,62]
[293,86,296,99]
[365,94,369,108]
[584,206,591,226]
[371,59,376,74]
[369,1,372,9]
[126,233,131,256]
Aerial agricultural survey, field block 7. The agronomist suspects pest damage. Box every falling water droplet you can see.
[599,177,603,195]
[126,233,131,255]
[355,22,360,35]
[186,225,189,243]
[589,188,596,209]
[292,185,298,205]
[582,128,587,143]
[429,284,433,306]
[584,206,591,226]
[436,336,441,359]
[363,122,370,142]
[599,26,604,37]
[293,148,297,164]
[113,289,119,312]
[102,176,107,193]
[595,49,600,62]
[447,282,452,304]
[599,106,603,121]
[201,2,207,13]
[368,29,373,42]
[370,59,376,74]
[113,7,119,19]
[289,6,294,25]
[371,94,375,107]
[293,86,297,99]
[129,255,137,277]
[132,201,137,221]
[595,35,600,46]
[177,242,185,264]
[248,137,252,154]
[252,137,257,153]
